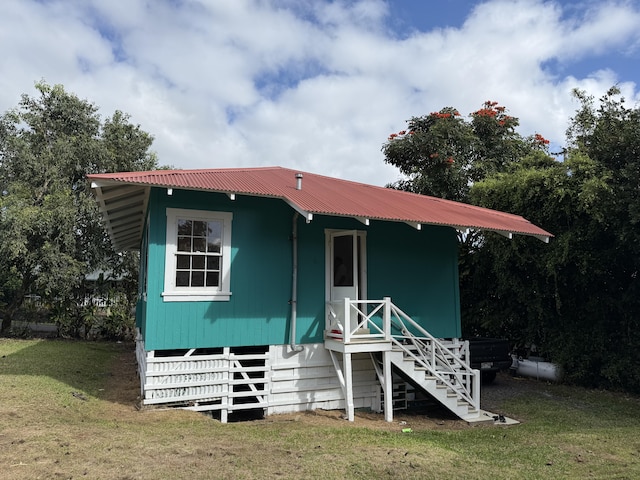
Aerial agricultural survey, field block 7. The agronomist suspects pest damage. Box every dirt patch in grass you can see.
[101,342,141,407]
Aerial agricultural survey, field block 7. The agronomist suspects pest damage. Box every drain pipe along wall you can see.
[289,212,304,352]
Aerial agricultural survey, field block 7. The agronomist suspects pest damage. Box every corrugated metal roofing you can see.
[88,166,552,250]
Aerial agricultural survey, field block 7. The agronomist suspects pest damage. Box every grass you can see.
[1,338,639,479]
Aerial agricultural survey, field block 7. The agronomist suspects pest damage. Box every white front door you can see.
[327,230,367,329]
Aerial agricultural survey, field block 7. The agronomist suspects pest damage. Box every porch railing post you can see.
[343,297,351,343]
[383,296,391,341]
[383,351,393,422]
[472,368,480,410]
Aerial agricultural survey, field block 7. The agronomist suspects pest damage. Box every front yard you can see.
[1,338,638,479]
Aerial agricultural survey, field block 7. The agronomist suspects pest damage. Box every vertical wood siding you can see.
[142,188,461,350]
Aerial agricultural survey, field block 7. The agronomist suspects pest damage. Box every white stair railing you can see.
[386,302,479,410]
[325,297,479,411]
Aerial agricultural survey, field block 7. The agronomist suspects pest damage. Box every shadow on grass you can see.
[0,338,138,406]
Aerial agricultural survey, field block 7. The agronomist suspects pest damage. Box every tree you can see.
[0,81,158,334]
[382,101,552,334]
[382,101,524,202]
[383,93,640,392]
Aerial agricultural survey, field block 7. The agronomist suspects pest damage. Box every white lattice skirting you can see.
[135,338,380,422]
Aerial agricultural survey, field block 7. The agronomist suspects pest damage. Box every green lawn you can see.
[1,338,638,479]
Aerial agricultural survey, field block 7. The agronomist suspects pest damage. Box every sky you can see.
[1,0,639,187]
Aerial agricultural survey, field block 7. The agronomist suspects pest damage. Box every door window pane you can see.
[333,234,354,286]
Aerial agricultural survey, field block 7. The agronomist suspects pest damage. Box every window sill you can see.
[161,291,232,302]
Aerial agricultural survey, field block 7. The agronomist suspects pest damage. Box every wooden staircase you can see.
[385,346,479,420]
[326,297,482,423]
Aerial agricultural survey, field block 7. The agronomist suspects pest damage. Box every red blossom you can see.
[474,108,498,117]
[534,133,550,145]
[431,111,455,119]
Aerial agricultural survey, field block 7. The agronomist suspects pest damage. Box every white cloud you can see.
[0,0,639,186]
[560,1,640,58]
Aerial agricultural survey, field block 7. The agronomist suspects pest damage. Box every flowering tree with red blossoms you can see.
[383,91,640,394]
[382,101,533,203]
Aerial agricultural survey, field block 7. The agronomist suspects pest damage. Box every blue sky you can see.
[1,0,638,186]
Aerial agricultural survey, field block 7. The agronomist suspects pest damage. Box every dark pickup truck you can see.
[467,337,512,384]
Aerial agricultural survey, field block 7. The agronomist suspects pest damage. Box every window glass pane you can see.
[176,255,190,269]
[207,221,222,238]
[206,256,220,270]
[192,255,205,269]
[192,220,207,237]
[177,236,191,252]
[192,238,206,252]
[191,271,204,287]
[333,235,354,286]
[176,271,190,287]
[207,239,221,253]
[177,219,192,236]
[207,221,222,253]
[206,271,220,287]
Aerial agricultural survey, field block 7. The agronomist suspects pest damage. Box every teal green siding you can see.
[366,222,461,338]
[144,188,293,350]
[141,188,461,350]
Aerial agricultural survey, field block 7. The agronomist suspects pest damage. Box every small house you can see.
[88,167,550,423]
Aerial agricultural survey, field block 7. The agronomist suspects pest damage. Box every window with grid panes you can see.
[163,208,232,302]
[176,218,222,287]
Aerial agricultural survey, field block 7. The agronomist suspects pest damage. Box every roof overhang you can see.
[89,168,553,250]
[90,180,150,251]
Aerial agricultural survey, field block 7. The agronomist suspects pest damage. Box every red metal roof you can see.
[88,166,552,250]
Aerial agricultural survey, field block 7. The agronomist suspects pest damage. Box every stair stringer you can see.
[386,349,481,421]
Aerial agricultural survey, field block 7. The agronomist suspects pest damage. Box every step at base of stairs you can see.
[464,410,520,426]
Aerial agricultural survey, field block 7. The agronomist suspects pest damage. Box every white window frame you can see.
[162,208,233,302]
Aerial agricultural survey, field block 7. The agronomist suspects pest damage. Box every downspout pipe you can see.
[290,212,304,352]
